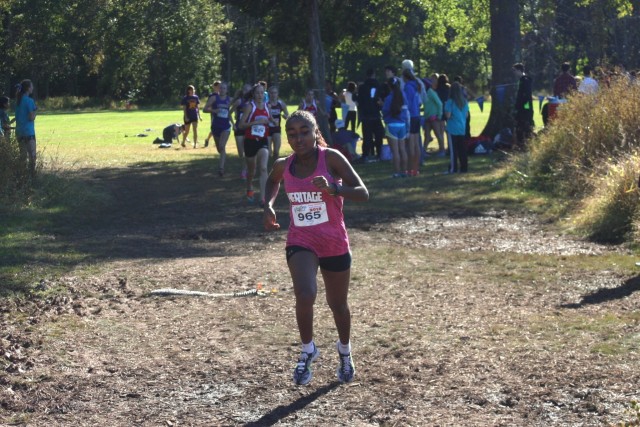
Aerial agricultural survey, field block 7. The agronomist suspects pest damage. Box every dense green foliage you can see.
[1,1,639,102]
[0,0,229,102]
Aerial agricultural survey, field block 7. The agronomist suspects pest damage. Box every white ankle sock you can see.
[301,341,315,354]
[337,340,351,354]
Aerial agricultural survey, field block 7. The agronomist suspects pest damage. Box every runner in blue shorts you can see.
[382,77,408,177]
[204,82,233,176]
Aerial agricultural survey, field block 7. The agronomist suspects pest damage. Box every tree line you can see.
[1,0,638,105]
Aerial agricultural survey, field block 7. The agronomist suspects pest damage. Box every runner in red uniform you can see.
[263,110,369,385]
[298,90,318,117]
[231,83,253,180]
[239,83,271,205]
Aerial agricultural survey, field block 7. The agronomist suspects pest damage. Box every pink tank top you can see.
[284,146,350,257]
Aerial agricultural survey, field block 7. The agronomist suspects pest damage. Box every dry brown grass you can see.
[2,210,639,426]
[519,74,640,243]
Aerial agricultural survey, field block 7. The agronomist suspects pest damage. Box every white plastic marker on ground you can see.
[149,283,273,298]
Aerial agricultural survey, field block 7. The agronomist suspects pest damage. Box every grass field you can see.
[2,103,551,292]
[35,101,544,168]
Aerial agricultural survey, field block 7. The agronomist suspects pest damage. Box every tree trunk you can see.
[331,51,340,87]
[307,0,332,144]
[270,54,279,87]
[225,4,232,85]
[251,37,257,83]
[481,0,521,138]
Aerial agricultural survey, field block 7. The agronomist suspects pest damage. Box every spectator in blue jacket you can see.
[401,68,422,176]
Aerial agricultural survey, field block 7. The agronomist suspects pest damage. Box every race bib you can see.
[251,124,266,138]
[292,202,329,227]
[217,108,229,118]
[270,109,281,126]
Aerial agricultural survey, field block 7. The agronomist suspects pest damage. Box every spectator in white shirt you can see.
[578,66,599,95]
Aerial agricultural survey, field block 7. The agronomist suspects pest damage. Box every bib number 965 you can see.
[292,202,329,227]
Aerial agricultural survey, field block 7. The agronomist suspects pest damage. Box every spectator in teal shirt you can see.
[15,79,38,175]
[444,82,469,173]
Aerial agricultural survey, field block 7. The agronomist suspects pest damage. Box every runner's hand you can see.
[264,207,280,231]
[312,176,331,192]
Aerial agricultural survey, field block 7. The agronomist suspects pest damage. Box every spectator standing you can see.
[384,65,397,79]
[401,59,430,162]
[512,63,534,145]
[422,78,444,156]
[355,68,384,161]
[453,75,473,139]
[382,77,408,177]
[430,73,450,157]
[342,82,358,132]
[553,62,578,99]
[325,80,340,133]
[401,68,423,176]
[181,85,202,148]
[14,79,38,176]
[444,82,470,173]
[578,66,599,95]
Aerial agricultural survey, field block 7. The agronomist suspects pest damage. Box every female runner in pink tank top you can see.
[263,110,369,385]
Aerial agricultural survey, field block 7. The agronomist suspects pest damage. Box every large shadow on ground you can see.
[0,156,292,293]
[0,151,521,294]
[244,382,340,426]
[560,275,640,309]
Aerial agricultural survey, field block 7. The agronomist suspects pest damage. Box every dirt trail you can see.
[1,162,639,426]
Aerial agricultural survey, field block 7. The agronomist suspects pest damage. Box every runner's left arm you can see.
[316,149,369,202]
[263,158,287,230]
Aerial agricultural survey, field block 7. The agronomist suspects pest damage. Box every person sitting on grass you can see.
[330,119,361,163]
[154,123,184,148]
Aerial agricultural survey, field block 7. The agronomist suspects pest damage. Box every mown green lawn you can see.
[1,102,549,294]
[35,101,543,168]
